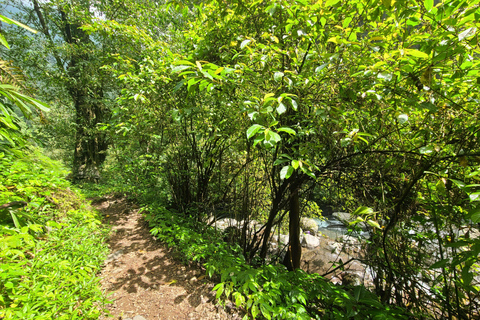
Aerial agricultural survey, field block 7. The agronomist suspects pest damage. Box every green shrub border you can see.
[144,205,411,320]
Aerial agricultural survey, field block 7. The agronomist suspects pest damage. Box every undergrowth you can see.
[0,148,109,319]
[143,204,411,319]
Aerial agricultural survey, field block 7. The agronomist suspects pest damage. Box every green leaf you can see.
[320,17,327,27]
[247,124,263,139]
[349,217,364,225]
[367,220,381,229]
[445,241,469,248]
[419,146,434,154]
[397,114,408,124]
[467,207,480,223]
[241,39,251,49]
[213,283,224,299]
[0,33,9,49]
[0,14,37,34]
[377,72,392,81]
[458,27,477,41]
[469,192,480,202]
[315,63,328,73]
[430,259,449,269]
[450,179,466,189]
[171,65,192,73]
[382,0,393,8]
[424,0,433,11]
[276,102,286,115]
[277,127,296,135]
[267,131,281,143]
[405,49,429,59]
[353,206,373,216]
[280,165,294,180]
[274,71,284,82]
[325,0,341,6]
[251,304,259,318]
[260,303,272,320]
[291,160,300,169]
[291,99,298,111]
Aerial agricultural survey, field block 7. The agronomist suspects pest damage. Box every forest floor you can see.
[94,195,242,320]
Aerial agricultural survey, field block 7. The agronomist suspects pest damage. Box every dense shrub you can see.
[144,203,410,319]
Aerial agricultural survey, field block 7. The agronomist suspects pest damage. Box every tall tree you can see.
[3,0,114,181]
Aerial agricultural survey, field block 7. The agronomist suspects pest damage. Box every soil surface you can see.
[94,196,241,320]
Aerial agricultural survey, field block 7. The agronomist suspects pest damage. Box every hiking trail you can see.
[94,196,241,320]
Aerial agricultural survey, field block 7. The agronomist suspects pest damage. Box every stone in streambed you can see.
[302,234,320,249]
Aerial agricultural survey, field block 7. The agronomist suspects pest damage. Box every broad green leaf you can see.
[419,146,434,154]
[424,0,433,11]
[450,179,466,189]
[469,192,480,202]
[277,127,296,135]
[213,283,224,299]
[397,114,408,124]
[353,206,373,216]
[367,220,381,229]
[291,159,299,169]
[280,165,294,180]
[291,99,298,111]
[315,63,328,73]
[241,39,251,49]
[458,27,477,41]
[246,124,263,139]
[377,72,392,81]
[467,207,480,223]
[260,303,272,320]
[300,165,316,179]
[276,102,286,114]
[274,71,284,82]
[251,304,259,319]
[273,158,290,165]
[268,131,281,143]
[171,65,192,73]
[263,93,275,102]
[405,49,429,59]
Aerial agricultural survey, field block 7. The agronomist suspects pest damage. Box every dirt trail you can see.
[95,196,239,320]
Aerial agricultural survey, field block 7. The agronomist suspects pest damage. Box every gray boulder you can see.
[302,234,320,249]
[300,217,318,236]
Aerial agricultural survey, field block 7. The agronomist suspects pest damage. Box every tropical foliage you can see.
[0,149,109,319]
[1,0,479,318]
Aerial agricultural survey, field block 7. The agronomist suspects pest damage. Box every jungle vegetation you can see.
[1,0,480,318]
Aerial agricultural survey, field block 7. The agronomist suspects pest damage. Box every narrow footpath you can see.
[94,196,239,320]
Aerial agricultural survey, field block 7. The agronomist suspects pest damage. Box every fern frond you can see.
[0,59,27,90]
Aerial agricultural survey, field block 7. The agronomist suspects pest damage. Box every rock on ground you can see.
[302,234,320,249]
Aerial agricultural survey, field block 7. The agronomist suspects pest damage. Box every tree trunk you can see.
[71,94,108,183]
[283,188,301,270]
[64,16,109,183]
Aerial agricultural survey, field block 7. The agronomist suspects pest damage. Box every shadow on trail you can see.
[95,196,218,311]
